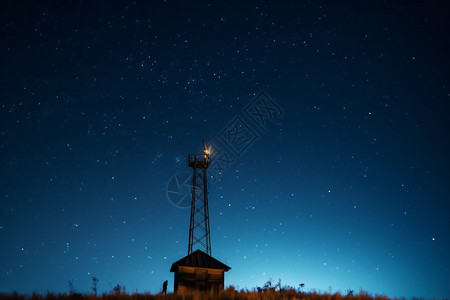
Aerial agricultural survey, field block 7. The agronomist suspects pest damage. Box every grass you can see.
[0,288,398,300]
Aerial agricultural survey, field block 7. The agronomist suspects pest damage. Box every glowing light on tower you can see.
[187,140,212,255]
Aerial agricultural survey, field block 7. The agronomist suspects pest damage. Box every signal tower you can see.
[187,141,212,256]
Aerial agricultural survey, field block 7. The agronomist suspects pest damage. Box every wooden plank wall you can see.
[174,266,225,293]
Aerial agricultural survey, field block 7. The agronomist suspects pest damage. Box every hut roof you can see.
[170,250,231,272]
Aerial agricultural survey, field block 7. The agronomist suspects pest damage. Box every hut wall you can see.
[174,266,224,293]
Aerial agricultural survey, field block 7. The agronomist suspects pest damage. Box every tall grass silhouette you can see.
[0,286,399,300]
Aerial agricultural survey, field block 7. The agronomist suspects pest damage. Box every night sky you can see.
[1,1,449,299]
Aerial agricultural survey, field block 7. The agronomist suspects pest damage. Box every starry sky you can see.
[1,1,449,299]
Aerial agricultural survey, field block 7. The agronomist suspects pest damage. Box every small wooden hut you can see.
[170,249,231,293]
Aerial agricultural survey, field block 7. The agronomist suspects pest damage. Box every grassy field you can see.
[0,288,398,300]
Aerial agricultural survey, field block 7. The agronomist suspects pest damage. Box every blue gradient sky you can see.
[1,1,449,299]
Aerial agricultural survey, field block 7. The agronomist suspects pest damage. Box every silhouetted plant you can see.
[347,289,354,296]
[299,283,305,292]
[262,279,276,292]
[276,278,282,292]
[68,280,75,295]
[91,277,99,296]
[112,284,125,295]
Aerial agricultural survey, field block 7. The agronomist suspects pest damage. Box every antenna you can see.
[187,140,211,255]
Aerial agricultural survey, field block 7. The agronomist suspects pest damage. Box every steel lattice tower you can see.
[187,141,211,256]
